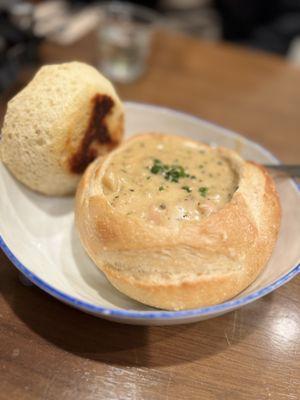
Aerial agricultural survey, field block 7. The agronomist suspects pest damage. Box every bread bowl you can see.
[0,62,124,195]
[75,133,281,310]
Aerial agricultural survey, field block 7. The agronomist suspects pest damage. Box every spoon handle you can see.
[264,165,300,177]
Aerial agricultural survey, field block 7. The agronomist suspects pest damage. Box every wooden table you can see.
[0,31,299,400]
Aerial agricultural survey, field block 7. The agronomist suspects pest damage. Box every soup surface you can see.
[102,135,238,223]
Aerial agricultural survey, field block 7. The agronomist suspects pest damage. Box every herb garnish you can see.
[150,159,190,183]
[198,187,208,197]
[159,186,164,191]
[182,186,192,193]
[150,159,165,174]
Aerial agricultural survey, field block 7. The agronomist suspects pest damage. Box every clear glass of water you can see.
[97,2,158,83]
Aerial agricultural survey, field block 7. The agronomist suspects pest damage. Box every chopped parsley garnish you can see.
[182,186,192,193]
[150,162,164,174]
[165,165,187,182]
[159,186,164,191]
[198,187,208,197]
[149,159,190,183]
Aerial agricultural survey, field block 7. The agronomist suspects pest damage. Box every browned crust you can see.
[68,95,122,174]
[75,133,281,310]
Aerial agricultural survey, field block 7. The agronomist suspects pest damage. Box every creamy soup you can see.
[102,135,238,224]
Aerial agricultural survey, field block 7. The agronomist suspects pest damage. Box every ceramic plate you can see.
[0,102,299,325]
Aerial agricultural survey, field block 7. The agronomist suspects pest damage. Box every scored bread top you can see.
[0,62,124,195]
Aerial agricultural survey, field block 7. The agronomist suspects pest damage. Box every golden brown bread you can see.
[75,133,281,310]
[0,62,124,195]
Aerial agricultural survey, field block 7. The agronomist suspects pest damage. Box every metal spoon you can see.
[263,165,300,177]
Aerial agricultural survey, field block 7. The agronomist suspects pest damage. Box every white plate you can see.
[0,102,299,325]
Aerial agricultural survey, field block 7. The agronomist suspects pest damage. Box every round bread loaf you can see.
[75,133,281,310]
[0,62,124,195]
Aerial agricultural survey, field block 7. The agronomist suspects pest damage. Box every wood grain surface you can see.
[0,30,299,400]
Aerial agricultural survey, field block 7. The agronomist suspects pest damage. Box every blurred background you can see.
[1,0,300,93]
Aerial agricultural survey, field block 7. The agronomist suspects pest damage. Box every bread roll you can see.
[0,62,124,195]
[75,133,281,310]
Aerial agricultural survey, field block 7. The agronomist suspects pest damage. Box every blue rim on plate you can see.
[0,103,299,320]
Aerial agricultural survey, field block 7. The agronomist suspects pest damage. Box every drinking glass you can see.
[97,2,158,83]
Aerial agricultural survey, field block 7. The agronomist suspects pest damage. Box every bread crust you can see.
[75,133,281,310]
[0,62,124,195]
